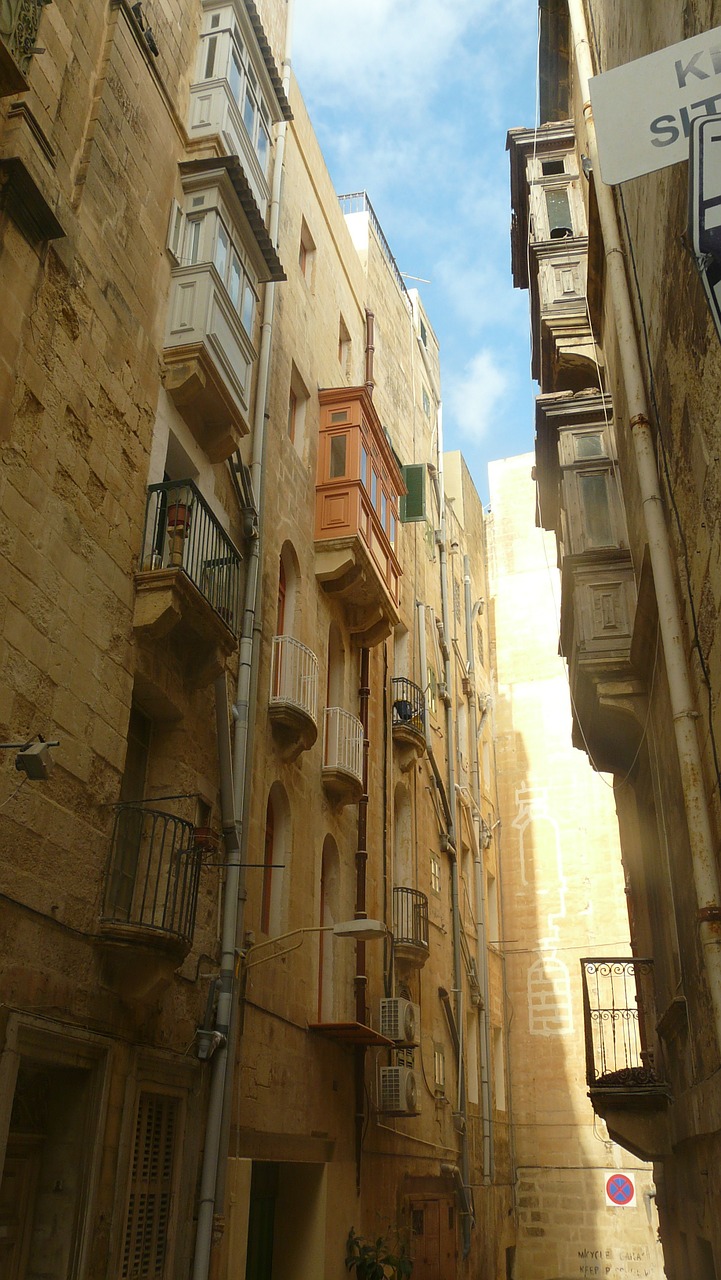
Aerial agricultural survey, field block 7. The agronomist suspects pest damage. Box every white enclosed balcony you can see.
[322,707,364,806]
[189,75,271,218]
[268,635,319,761]
[164,258,255,460]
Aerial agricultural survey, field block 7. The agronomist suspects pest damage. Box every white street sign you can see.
[688,114,721,343]
[590,25,721,184]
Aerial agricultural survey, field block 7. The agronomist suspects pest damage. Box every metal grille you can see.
[580,957,665,1089]
[323,706,363,782]
[122,1092,178,1279]
[2,0,43,74]
[103,805,202,946]
[270,635,318,721]
[139,480,242,634]
[392,886,429,952]
[390,677,425,733]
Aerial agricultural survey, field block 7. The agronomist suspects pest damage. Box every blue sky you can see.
[292,0,540,504]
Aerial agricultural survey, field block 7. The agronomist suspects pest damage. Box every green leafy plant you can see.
[345,1227,413,1279]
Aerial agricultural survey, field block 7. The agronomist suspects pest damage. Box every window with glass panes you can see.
[198,8,272,176]
[180,196,257,336]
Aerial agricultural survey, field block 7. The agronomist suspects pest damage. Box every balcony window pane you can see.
[390,512,396,547]
[381,491,387,526]
[229,49,242,103]
[361,444,368,487]
[257,120,270,174]
[579,472,614,547]
[575,432,604,459]
[214,222,229,281]
[241,280,256,333]
[329,435,347,479]
[545,187,573,238]
[186,218,203,265]
[204,35,217,79]
[371,470,378,506]
[229,254,241,309]
[243,88,256,139]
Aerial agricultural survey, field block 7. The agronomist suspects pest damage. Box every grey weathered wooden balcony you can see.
[99,805,204,995]
[269,634,319,760]
[133,480,241,685]
[392,886,429,970]
[580,957,671,1159]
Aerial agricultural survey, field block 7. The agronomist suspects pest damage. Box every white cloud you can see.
[293,0,485,111]
[445,349,509,442]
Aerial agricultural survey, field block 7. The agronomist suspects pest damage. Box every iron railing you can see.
[580,957,665,1089]
[391,677,425,735]
[338,191,410,305]
[2,0,44,75]
[393,886,429,953]
[323,706,364,783]
[102,804,202,947]
[270,635,318,723]
[139,480,242,634]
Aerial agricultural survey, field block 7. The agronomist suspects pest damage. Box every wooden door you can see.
[0,1136,42,1280]
[410,1197,457,1280]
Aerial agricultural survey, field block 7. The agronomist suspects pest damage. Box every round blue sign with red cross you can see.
[605,1173,636,1207]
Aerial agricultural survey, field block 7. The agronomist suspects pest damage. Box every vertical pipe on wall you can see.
[567,0,721,1063]
[355,647,372,1192]
[464,554,494,1184]
[192,5,295,1278]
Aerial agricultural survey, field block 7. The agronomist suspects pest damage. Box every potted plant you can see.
[345,1227,413,1279]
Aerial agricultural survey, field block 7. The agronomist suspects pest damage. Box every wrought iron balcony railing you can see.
[393,886,429,953]
[323,706,364,783]
[102,804,203,949]
[270,635,318,723]
[139,480,242,634]
[391,677,425,734]
[580,957,666,1090]
[1,0,44,77]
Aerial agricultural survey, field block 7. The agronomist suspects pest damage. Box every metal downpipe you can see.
[435,406,473,1256]
[191,7,295,1277]
[464,554,493,1184]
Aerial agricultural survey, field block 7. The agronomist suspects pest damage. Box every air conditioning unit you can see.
[379,1066,420,1116]
[380,998,419,1046]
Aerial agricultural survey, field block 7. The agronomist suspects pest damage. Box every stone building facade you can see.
[0,1,512,1277]
[509,2,721,1276]
[488,454,664,1280]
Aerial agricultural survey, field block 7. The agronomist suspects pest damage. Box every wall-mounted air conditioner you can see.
[380,998,419,1046]
[379,1066,420,1116]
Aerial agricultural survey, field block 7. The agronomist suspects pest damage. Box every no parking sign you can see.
[605,1172,636,1208]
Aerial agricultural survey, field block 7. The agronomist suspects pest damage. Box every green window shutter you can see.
[400,463,426,523]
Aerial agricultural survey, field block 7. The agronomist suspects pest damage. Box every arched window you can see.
[261,784,291,936]
[318,835,340,1021]
[326,622,345,706]
[393,782,412,887]
[276,542,299,637]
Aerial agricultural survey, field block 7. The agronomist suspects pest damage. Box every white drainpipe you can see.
[191,6,295,1278]
[567,0,721,1057]
[464,554,493,1183]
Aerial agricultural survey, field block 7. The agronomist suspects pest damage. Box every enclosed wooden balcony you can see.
[268,634,319,761]
[133,480,241,686]
[99,804,204,996]
[314,387,404,647]
[392,886,429,970]
[581,957,671,1160]
[322,706,364,806]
